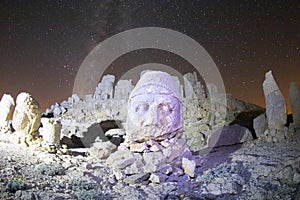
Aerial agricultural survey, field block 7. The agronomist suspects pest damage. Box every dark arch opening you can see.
[60,120,123,149]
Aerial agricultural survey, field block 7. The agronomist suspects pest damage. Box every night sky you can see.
[0,1,299,111]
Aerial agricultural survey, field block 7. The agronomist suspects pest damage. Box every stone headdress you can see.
[128,71,181,102]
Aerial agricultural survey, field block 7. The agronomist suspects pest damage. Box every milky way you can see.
[0,1,299,110]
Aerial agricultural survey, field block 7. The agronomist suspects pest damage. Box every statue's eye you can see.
[158,103,173,113]
[135,103,149,113]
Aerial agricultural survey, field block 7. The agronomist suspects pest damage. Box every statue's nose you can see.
[143,105,158,126]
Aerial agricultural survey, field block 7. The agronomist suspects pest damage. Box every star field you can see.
[0,0,299,110]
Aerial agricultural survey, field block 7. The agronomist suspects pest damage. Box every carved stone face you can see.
[126,71,183,142]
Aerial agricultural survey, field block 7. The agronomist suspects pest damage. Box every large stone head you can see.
[126,71,183,142]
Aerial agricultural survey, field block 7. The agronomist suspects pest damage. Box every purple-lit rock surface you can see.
[106,71,195,181]
[207,124,253,147]
[126,71,183,142]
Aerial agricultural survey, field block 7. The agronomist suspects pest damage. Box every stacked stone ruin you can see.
[0,70,299,163]
[42,70,300,151]
[49,71,267,152]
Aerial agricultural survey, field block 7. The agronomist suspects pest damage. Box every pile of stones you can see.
[105,71,201,183]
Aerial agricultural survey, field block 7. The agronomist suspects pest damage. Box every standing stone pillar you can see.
[289,82,300,127]
[262,71,287,130]
[40,118,61,147]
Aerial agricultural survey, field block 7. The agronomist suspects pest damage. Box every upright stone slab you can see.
[289,82,300,126]
[263,71,287,130]
[194,81,205,99]
[206,83,218,96]
[172,76,183,98]
[0,94,15,129]
[114,80,134,100]
[94,74,115,100]
[183,73,196,98]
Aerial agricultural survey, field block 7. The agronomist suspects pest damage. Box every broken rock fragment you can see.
[207,124,253,148]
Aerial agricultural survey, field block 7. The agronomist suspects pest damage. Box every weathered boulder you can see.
[149,172,169,183]
[263,71,287,130]
[12,92,41,136]
[123,173,150,185]
[105,128,126,137]
[253,113,268,138]
[0,94,15,130]
[88,140,117,159]
[106,145,135,166]
[208,124,253,147]
[289,82,300,127]
[39,118,61,147]
[143,151,166,173]
[182,157,196,177]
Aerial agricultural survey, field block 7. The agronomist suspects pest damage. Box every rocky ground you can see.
[0,130,299,200]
